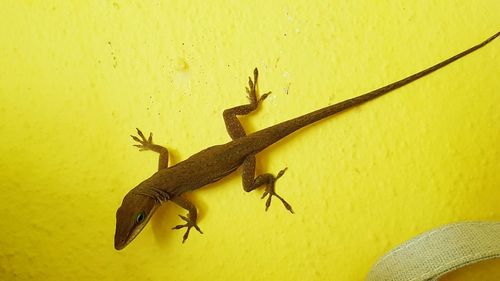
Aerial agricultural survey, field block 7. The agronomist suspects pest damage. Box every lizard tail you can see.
[250,31,499,149]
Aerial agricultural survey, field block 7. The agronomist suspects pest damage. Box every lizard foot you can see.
[261,168,294,214]
[131,128,155,151]
[172,214,203,243]
[246,68,271,105]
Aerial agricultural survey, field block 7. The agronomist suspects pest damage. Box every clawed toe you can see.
[259,91,271,103]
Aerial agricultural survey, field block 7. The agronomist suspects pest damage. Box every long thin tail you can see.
[251,31,499,148]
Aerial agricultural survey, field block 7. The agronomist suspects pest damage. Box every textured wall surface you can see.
[0,1,499,280]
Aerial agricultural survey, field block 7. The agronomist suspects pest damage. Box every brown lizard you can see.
[114,32,498,250]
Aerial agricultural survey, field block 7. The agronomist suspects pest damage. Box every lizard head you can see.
[114,191,159,250]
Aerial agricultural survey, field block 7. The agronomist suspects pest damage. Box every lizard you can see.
[114,32,499,250]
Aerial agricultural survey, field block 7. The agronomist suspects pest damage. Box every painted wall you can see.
[1,1,499,280]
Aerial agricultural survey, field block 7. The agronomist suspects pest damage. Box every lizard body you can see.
[115,32,498,250]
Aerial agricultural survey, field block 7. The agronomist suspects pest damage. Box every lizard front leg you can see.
[171,196,203,243]
[222,68,270,140]
[241,155,293,213]
[131,128,169,170]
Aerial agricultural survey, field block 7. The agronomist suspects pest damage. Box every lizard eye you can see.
[135,211,145,224]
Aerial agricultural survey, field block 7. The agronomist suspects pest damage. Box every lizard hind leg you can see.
[222,68,271,140]
[242,155,293,213]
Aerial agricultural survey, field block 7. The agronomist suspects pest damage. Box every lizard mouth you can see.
[114,226,135,250]
[114,222,145,250]
[114,239,126,250]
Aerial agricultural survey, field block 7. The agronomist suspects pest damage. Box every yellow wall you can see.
[1,1,499,280]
